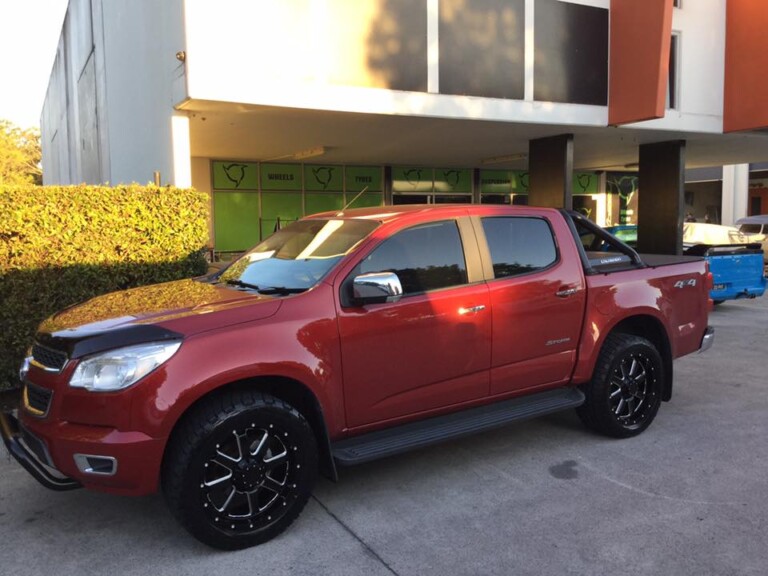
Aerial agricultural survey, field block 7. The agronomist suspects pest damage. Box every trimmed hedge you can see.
[0,184,209,389]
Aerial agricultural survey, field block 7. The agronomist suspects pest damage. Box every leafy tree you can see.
[0,119,42,185]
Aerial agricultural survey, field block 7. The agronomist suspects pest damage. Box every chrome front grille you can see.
[31,342,68,372]
[24,382,53,417]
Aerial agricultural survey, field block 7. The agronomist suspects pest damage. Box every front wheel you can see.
[162,391,318,550]
[577,333,663,438]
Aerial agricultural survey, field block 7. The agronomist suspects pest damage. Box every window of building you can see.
[673,0,681,8]
[534,0,609,105]
[357,221,468,295]
[438,0,525,99]
[667,33,680,110]
[481,217,558,279]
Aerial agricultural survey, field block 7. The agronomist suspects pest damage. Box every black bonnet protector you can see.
[35,324,183,360]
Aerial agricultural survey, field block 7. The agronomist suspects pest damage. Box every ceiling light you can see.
[293,146,326,160]
[481,153,528,165]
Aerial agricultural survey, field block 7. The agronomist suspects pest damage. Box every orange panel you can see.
[608,0,673,126]
[724,0,768,132]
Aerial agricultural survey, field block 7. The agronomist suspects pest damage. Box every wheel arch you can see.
[162,376,338,483]
[606,315,674,401]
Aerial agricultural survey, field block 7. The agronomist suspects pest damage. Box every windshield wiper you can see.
[224,279,261,290]
[256,286,307,295]
[224,280,306,295]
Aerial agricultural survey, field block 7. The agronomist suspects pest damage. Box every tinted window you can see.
[439,0,525,99]
[482,217,557,278]
[534,0,608,105]
[358,221,468,295]
[740,224,763,235]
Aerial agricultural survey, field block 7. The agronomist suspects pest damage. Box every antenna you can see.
[337,186,369,216]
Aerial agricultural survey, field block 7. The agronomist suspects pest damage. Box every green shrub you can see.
[0,184,209,389]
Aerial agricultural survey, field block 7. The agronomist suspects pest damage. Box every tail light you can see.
[705,262,714,311]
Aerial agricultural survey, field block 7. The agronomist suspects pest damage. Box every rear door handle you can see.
[459,305,486,315]
[555,287,578,298]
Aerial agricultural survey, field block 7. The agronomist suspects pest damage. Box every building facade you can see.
[41,0,768,254]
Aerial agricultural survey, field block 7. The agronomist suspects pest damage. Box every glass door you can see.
[393,193,472,205]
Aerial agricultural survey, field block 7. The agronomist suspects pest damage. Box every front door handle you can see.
[555,287,578,298]
[459,305,486,315]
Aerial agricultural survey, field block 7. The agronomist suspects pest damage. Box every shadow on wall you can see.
[437,0,525,99]
[366,0,525,98]
[0,255,207,390]
[366,0,428,92]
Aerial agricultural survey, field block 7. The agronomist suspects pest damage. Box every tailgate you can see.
[686,244,766,300]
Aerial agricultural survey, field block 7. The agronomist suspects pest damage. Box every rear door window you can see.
[481,217,558,279]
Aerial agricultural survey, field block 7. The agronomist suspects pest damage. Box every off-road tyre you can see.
[162,390,318,550]
[577,333,663,438]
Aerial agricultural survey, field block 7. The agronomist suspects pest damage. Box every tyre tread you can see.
[162,389,317,549]
[576,333,662,439]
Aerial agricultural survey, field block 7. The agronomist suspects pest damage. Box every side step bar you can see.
[332,387,585,466]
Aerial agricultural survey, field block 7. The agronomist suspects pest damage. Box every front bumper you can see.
[0,409,80,491]
[1,403,166,496]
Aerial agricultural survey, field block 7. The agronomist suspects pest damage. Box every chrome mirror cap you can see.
[352,272,403,304]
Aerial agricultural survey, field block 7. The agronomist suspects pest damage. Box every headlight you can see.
[69,341,181,392]
[19,349,31,382]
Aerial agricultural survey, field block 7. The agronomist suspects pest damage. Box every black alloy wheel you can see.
[163,391,318,550]
[201,423,295,532]
[607,349,656,427]
[577,333,663,438]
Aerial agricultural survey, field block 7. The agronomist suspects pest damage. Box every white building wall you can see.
[41,0,188,186]
[629,0,726,133]
[41,42,68,184]
[99,0,186,185]
[183,0,608,128]
[183,0,726,132]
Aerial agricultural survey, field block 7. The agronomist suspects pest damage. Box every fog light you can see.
[73,454,117,476]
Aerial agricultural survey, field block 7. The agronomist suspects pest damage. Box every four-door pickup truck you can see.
[1,205,714,550]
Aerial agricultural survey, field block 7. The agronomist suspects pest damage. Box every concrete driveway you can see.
[2,296,767,576]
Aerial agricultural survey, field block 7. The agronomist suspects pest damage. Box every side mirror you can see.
[352,272,403,304]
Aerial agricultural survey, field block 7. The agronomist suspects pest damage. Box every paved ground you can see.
[2,296,767,576]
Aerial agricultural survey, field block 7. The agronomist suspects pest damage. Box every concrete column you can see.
[171,112,192,188]
[637,140,686,255]
[528,134,573,209]
[721,164,750,225]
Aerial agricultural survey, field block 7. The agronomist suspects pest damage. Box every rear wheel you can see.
[577,333,663,438]
[163,391,318,550]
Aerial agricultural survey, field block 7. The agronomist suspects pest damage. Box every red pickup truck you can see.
[1,205,713,549]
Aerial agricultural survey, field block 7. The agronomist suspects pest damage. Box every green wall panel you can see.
[306,193,345,215]
[434,168,472,193]
[392,167,434,192]
[213,192,261,251]
[480,170,530,194]
[304,165,343,191]
[345,166,383,192]
[346,192,383,209]
[261,192,303,239]
[261,163,303,191]
[212,161,259,190]
[573,172,599,195]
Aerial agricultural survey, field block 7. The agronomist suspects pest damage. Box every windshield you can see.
[219,219,379,293]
